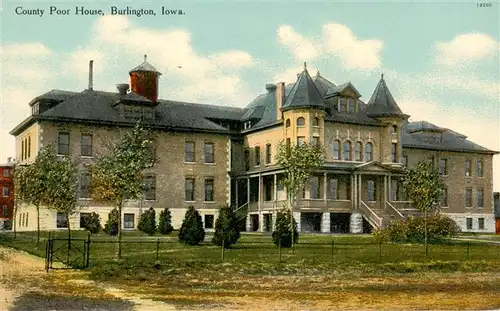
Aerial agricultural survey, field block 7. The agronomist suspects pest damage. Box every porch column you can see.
[323,172,328,210]
[235,178,239,208]
[245,214,251,232]
[273,174,278,204]
[259,211,265,233]
[258,173,263,211]
[293,212,301,233]
[358,174,363,206]
[321,212,330,233]
[351,175,355,209]
[383,176,388,208]
[272,211,277,231]
[353,174,357,210]
[247,178,250,204]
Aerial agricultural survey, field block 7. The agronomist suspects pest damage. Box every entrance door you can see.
[496,218,500,234]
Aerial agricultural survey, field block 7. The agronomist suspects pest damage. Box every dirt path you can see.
[0,246,180,311]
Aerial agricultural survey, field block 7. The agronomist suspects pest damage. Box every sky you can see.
[1,0,499,191]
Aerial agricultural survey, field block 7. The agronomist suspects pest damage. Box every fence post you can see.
[45,233,50,272]
[156,238,160,268]
[466,241,470,260]
[86,232,91,268]
[221,239,225,262]
[331,241,334,262]
[279,239,282,264]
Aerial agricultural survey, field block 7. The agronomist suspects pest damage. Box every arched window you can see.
[285,119,291,127]
[312,117,319,126]
[355,142,362,161]
[390,125,397,134]
[365,142,373,161]
[333,140,340,160]
[297,117,305,126]
[343,141,352,160]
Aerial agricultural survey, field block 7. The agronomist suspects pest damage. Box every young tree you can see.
[158,207,174,235]
[179,206,205,245]
[81,212,102,234]
[44,153,78,238]
[402,161,445,251]
[212,205,240,248]
[90,122,156,259]
[138,207,157,236]
[275,140,325,249]
[272,208,299,248]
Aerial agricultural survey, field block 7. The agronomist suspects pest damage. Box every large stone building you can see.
[0,158,15,230]
[10,57,498,233]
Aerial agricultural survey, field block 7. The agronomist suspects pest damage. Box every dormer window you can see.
[297,117,305,126]
[31,103,39,115]
[339,98,347,112]
[347,98,355,113]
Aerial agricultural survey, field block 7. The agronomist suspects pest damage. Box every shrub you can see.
[179,206,205,245]
[272,209,299,248]
[212,206,240,248]
[158,207,174,235]
[373,213,460,243]
[103,208,119,236]
[138,207,156,236]
[82,212,101,234]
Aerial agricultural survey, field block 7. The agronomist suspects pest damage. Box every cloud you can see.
[322,23,383,70]
[277,25,321,61]
[277,23,383,70]
[435,33,499,66]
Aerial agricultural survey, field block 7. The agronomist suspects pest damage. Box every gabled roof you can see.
[313,71,336,96]
[281,63,326,112]
[129,55,162,75]
[325,82,361,98]
[366,74,406,118]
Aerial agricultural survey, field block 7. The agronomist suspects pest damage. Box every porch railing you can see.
[234,202,249,219]
[359,201,382,228]
[386,201,404,219]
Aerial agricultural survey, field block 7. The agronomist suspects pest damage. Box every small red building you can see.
[0,158,15,230]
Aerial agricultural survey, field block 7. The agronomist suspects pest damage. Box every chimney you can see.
[116,83,129,95]
[88,60,94,90]
[265,83,277,93]
[276,82,285,120]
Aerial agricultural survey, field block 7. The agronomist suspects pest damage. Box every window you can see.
[266,144,271,164]
[354,142,362,161]
[347,98,355,113]
[365,143,373,161]
[311,136,319,146]
[312,117,319,126]
[367,180,376,201]
[390,125,397,134]
[255,146,261,166]
[80,213,91,228]
[204,179,214,201]
[185,142,195,162]
[390,179,398,201]
[329,179,339,199]
[439,159,448,175]
[466,218,473,230]
[25,213,28,227]
[81,134,93,156]
[465,188,472,207]
[297,136,305,146]
[465,160,472,177]
[440,188,448,207]
[27,136,31,158]
[297,117,305,126]
[21,139,25,161]
[477,188,484,208]
[185,178,195,201]
[244,150,250,171]
[57,212,68,228]
[3,169,9,177]
[391,143,397,162]
[333,140,341,160]
[143,175,156,200]
[79,172,91,198]
[124,214,135,229]
[2,205,7,216]
[343,141,351,160]
[476,160,483,177]
[285,119,291,127]
[19,213,22,227]
[478,218,485,230]
[402,154,408,167]
[339,98,347,112]
[2,187,8,197]
[58,132,70,155]
[204,215,214,229]
[310,176,320,199]
[204,143,214,163]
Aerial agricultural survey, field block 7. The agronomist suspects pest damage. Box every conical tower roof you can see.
[366,74,405,117]
[281,63,326,112]
[129,55,162,75]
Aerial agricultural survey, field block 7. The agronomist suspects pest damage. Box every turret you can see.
[129,55,162,103]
